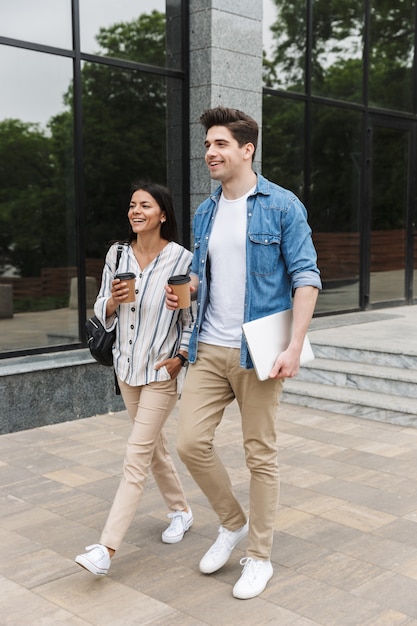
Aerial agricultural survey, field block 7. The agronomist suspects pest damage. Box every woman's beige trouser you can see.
[100,378,187,551]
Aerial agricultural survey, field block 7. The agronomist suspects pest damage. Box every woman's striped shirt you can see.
[94,241,194,387]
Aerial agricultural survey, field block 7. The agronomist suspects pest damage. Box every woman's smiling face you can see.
[128,189,165,235]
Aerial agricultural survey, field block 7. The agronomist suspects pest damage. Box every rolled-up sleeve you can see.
[292,269,322,291]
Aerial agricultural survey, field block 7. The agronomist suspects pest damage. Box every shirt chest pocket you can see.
[248,233,281,276]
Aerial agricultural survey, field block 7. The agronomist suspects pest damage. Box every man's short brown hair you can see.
[200,106,258,158]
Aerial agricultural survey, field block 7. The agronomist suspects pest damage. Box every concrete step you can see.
[297,357,417,398]
[281,379,417,427]
[311,343,417,370]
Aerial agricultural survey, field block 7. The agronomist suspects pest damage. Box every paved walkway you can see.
[1,304,417,625]
[1,396,417,625]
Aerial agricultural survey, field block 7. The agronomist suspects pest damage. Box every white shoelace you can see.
[166,512,185,534]
[239,557,262,581]
[208,527,234,554]
[85,544,109,564]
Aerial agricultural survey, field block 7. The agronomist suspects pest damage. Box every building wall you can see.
[0,1,266,433]
[1,352,124,434]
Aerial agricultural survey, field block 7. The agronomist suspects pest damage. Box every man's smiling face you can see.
[204,125,249,184]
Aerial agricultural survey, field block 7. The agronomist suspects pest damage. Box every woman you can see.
[75,181,194,576]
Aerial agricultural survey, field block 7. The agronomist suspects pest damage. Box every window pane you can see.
[0,46,72,127]
[369,2,415,112]
[0,0,72,49]
[370,126,407,303]
[262,94,305,198]
[0,47,77,352]
[262,0,306,93]
[311,0,364,103]
[414,178,417,302]
[80,0,171,66]
[309,105,362,313]
[414,248,417,303]
[82,62,171,264]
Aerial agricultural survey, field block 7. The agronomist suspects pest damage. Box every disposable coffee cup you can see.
[115,272,136,303]
[168,274,191,308]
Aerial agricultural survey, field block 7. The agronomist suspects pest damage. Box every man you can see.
[166,106,321,599]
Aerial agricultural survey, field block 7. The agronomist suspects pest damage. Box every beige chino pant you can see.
[100,378,188,551]
[177,343,283,561]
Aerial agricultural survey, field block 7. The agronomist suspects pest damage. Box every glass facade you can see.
[2,0,417,361]
[262,0,417,314]
[0,0,187,357]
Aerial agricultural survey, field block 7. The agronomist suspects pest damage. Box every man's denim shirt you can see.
[188,173,322,368]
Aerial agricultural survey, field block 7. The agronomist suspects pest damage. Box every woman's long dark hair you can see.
[127,180,178,243]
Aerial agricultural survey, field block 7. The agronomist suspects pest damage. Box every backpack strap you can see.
[115,243,125,273]
[113,242,126,395]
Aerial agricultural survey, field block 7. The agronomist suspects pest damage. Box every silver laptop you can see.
[242,309,314,381]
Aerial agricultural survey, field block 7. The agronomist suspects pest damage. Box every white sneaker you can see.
[75,544,111,576]
[232,557,273,599]
[162,508,193,544]
[199,521,249,574]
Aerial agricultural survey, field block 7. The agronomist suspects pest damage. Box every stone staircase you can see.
[282,334,417,428]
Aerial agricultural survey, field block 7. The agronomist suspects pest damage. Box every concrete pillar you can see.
[189,0,263,216]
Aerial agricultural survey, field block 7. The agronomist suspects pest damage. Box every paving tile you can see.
[3,475,73,506]
[35,573,179,625]
[353,571,417,619]
[1,548,77,589]
[339,467,417,495]
[373,518,417,548]
[404,508,417,522]
[395,555,417,580]
[279,482,345,512]
[0,575,90,625]
[338,533,417,570]
[361,611,417,626]
[0,528,42,567]
[271,531,332,568]
[0,500,59,531]
[264,568,385,626]
[295,550,385,591]
[279,463,332,488]
[280,449,355,478]
[320,502,397,532]
[44,466,110,487]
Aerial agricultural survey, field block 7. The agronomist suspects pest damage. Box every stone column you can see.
[189,0,263,218]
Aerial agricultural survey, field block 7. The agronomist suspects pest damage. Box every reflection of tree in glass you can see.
[369,2,414,111]
[263,0,306,90]
[0,11,167,278]
[262,1,413,234]
[74,11,168,258]
[262,95,305,197]
[263,0,413,109]
[0,118,71,277]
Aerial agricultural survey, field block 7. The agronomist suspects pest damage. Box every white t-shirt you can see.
[199,186,255,348]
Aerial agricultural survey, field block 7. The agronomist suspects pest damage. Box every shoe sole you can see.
[199,523,249,574]
[75,555,108,576]
[162,517,194,544]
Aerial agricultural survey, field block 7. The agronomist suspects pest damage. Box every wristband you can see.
[175,353,188,367]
